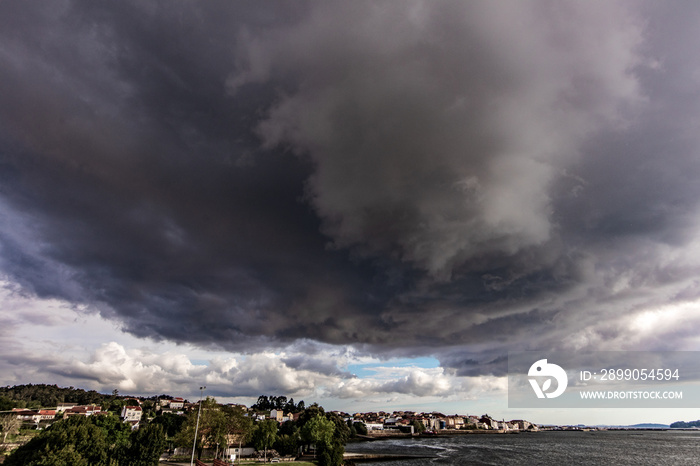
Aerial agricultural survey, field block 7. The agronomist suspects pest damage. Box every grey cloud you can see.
[240,0,645,278]
[1,0,700,378]
[281,354,354,379]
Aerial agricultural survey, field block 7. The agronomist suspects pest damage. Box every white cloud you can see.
[0,281,506,405]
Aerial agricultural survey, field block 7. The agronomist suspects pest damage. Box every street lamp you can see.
[190,386,206,466]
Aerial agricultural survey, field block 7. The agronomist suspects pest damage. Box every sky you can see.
[2,0,700,425]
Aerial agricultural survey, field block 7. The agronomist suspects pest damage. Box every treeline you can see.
[251,395,305,413]
[0,384,119,410]
[670,420,700,428]
[0,385,179,417]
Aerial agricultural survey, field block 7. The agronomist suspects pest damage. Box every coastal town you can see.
[2,384,696,465]
[0,384,539,464]
[9,401,537,434]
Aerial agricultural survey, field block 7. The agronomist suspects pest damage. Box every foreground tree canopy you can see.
[4,415,165,466]
[174,397,253,460]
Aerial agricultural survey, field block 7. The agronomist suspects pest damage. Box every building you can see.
[169,397,185,410]
[269,409,284,422]
[38,409,56,420]
[365,422,384,431]
[64,405,102,417]
[121,406,143,423]
[445,416,465,429]
[56,403,78,412]
[12,409,41,423]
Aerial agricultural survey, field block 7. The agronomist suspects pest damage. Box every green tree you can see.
[151,412,187,438]
[222,404,253,450]
[411,420,425,434]
[301,415,334,455]
[0,395,15,411]
[353,421,368,436]
[4,416,110,466]
[124,423,167,466]
[296,403,325,429]
[32,444,89,466]
[93,413,131,451]
[300,413,346,466]
[174,397,233,459]
[325,412,350,445]
[108,399,127,415]
[252,419,278,461]
[274,421,300,456]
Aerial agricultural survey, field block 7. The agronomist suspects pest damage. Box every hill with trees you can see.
[670,420,700,428]
[0,384,124,410]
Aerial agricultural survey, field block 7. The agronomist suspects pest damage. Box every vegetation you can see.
[0,385,349,465]
[411,419,425,434]
[297,405,348,466]
[670,420,700,428]
[251,395,305,413]
[275,421,301,456]
[1,415,21,444]
[3,414,165,466]
[150,412,187,448]
[174,396,253,460]
[252,419,278,461]
[0,384,120,410]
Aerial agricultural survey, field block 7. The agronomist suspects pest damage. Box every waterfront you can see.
[345,430,700,465]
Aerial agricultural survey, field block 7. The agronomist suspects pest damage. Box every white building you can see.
[169,398,185,410]
[365,422,384,431]
[121,406,143,423]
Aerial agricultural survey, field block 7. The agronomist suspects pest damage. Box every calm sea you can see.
[345,430,700,465]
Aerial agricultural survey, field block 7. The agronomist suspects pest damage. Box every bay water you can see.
[345,430,700,465]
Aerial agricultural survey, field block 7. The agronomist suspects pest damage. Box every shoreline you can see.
[344,452,437,463]
[352,429,529,441]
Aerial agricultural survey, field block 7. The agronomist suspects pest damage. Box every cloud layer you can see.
[0,284,503,405]
[2,0,700,386]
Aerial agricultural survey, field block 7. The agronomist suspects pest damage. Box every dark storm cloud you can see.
[2,0,700,375]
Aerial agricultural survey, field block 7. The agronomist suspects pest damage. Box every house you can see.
[121,406,143,423]
[12,409,41,423]
[425,417,445,431]
[64,405,102,417]
[365,422,384,431]
[39,409,56,420]
[56,402,78,412]
[269,409,284,422]
[511,420,532,430]
[445,416,465,429]
[169,397,185,410]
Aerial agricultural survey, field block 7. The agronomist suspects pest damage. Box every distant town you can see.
[1,384,696,465]
[1,384,536,434]
[62,401,533,433]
